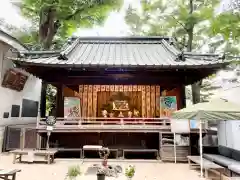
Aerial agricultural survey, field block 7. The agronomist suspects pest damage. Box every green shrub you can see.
[66,165,81,180]
[125,165,135,178]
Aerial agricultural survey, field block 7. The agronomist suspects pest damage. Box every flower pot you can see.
[97,174,105,180]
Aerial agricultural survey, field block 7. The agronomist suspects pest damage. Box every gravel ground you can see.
[0,154,205,180]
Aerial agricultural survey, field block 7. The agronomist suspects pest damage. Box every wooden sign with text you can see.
[2,69,28,91]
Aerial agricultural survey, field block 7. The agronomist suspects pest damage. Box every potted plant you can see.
[97,166,106,180]
[66,165,82,180]
[125,165,135,180]
[99,147,110,167]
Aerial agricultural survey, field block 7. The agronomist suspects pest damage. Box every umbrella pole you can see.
[174,132,176,163]
[199,117,203,178]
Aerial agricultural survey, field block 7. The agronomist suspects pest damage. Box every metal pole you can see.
[174,132,177,163]
[46,131,51,150]
[198,112,203,178]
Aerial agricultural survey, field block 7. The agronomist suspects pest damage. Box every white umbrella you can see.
[172,98,240,178]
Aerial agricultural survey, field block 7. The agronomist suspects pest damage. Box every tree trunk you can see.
[187,0,201,104]
[38,6,60,115]
[191,82,201,104]
[39,6,59,50]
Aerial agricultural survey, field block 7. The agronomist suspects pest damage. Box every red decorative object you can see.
[102,158,108,167]
[2,69,28,91]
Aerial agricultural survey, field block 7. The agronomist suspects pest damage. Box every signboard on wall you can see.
[2,69,28,91]
[160,96,177,117]
[64,97,81,118]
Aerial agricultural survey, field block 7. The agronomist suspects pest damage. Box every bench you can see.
[228,165,240,177]
[123,149,159,159]
[82,145,102,158]
[34,150,57,164]
[0,169,21,180]
[187,156,224,179]
[203,146,240,176]
[10,149,57,164]
[82,145,119,159]
[57,148,82,158]
[204,154,240,167]
[10,149,28,164]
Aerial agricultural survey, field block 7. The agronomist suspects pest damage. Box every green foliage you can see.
[21,0,123,46]
[17,30,66,50]
[125,165,135,178]
[125,0,240,102]
[125,0,240,53]
[66,165,82,180]
[210,12,240,40]
[17,31,43,50]
[46,84,57,115]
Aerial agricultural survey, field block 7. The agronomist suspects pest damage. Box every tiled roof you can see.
[11,37,226,68]
[0,29,28,51]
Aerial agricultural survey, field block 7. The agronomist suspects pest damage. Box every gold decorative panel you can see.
[66,85,182,118]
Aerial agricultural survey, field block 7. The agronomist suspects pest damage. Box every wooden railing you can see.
[37,117,171,132]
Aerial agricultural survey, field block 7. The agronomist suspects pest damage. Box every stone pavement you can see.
[0,154,204,180]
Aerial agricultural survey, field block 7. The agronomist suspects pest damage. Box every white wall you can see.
[0,41,42,126]
[218,120,240,151]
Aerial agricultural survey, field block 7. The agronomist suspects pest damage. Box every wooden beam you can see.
[43,76,185,85]
[22,65,218,86]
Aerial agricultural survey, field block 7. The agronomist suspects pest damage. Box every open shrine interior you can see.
[63,84,182,119]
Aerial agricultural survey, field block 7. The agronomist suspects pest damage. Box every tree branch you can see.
[173,36,187,50]
[64,2,98,21]
[64,7,85,20]
[22,6,38,14]
[169,15,188,32]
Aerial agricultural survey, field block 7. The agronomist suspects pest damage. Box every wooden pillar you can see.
[56,84,64,117]
[180,86,186,109]
[40,81,47,117]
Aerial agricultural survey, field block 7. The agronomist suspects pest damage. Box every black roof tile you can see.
[10,36,226,68]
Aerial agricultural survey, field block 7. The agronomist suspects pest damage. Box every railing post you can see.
[20,128,25,150]
[121,119,124,125]
[36,116,40,128]
[78,117,82,126]
[163,119,166,126]
[36,133,41,150]
[40,117,172,131]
